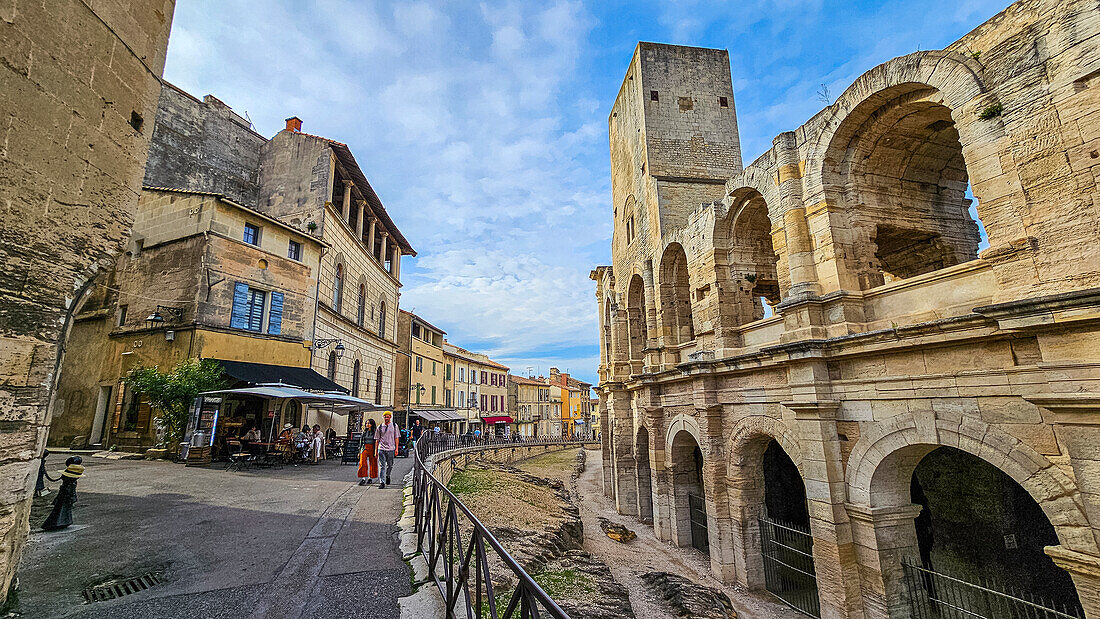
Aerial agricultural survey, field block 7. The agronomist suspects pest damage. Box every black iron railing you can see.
[758,516,821,618]
[411,435,592,618]
[903,561,1084,619]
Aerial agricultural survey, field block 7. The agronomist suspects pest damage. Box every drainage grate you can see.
[82,572,164,603]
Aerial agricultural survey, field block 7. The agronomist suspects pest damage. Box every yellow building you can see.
[444,342,509,436]
[394,311,460,429]
[52,188,327,450]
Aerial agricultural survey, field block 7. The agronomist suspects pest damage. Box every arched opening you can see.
[636,426,654,524]
[758,439,820,616]
[357,283,366,326]
[378,299,387,339]
[670,430,708,553]
[352,360,361,397]
[374,366,383,404]
[658,243,694,344]
[729,197,780,321]
[327,351,337,382]
[825,84,986,290]
[626,274,648,367]
[333,263,344,313]
[602,296,613,365]
[904,446,1083,617]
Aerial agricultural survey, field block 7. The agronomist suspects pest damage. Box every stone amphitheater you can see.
[592,1,1100,617]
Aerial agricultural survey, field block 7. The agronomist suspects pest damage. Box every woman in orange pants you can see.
[357,418,378,486]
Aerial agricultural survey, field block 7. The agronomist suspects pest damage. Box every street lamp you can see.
[144,304,183,329]
[314,338,345,358]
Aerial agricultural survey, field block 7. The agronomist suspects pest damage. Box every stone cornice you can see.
[1024,393,1100,425]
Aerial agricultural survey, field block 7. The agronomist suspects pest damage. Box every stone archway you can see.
[669,428,708,552]
[658,243,694,346]
[846,415,1098,618]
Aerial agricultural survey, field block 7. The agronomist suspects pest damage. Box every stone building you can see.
[444,342,510,435]
[394,310,452,428]
[0,0,175,600]
[509,374,552,438]
[594,2,1100,618]
[50,188,324,450]
[549,368,592,438]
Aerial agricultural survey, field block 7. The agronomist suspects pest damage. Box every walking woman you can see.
[358,418,378,486]
[311,424,324,463]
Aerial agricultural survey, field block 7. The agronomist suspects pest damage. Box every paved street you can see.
[14,452,412,619]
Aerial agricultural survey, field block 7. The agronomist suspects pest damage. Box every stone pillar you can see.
[1047,546,1100,619]
[609,303,632,379]
[599,391,614,497]
[608,388,638,516]
[847,503,923,619]
[773,132,820,300]
[391,247,401,279]
[641,259,661,370]
[367,217,377,254]
[786,397,865,619]
[355,200,365,237]
[1026,394,1100,618]
[378,231,389,265]
[342,182,352,222]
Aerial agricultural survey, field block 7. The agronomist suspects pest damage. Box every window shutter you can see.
[268,291,284,335]
[230,282,250,329]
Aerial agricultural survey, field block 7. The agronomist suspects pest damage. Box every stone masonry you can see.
[594,2,1100,618]
[0,0,175,601]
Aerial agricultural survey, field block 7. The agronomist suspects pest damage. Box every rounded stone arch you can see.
[625,272,650,366]
[657,242,694,345]
[620,194,638,244]
[845,413,1098,557]
[725,414,804,479]
[330,252,348,314]
[663,413,704,468]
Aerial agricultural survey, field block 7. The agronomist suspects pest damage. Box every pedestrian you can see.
[375,412,400,489]
[474,427,482,443]
[410,419,423,448]
[35,449,50,497]
[357,418,378,486]
[42,457,84,531]
[311,424,324,463]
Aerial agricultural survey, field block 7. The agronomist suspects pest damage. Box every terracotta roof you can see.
[400,309,446,335]
[443,343,509,370]
[287,130,415,256]
[509,374,548,386]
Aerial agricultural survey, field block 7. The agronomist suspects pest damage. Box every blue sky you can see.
[163,0,1007,387]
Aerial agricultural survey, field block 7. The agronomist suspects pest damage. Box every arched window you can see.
[352,360,361,397]
[333,264,344,313]
[374,366,383,404]
[327,351,337,381]
[378,299,387,339]
[357,283,366,326]
[659,243,694,344]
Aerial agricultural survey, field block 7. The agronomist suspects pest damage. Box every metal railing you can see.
[903,561,1084,619]
[411,435,592,618]
[758,516,821,618]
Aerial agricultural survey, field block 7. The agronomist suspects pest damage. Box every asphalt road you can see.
[14,452,413,619]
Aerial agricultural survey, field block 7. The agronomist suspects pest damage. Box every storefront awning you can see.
[212,359,347,393]
[411,408,464,422]
[482,416,513,424]
[199,385,383,413]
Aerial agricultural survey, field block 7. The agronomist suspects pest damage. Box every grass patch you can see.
[448,467,502,496]
[479,569,597,618]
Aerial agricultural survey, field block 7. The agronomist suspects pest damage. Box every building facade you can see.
[595,4,1100,619]
[394,310,447,414]
[444,342,510,435]
[509,374,549,438]
[51,188,324,450]
[0,0,176,598]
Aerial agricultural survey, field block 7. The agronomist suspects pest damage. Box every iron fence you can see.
[412,435,593,618]
[903,561,1084,619]
[758,516,821,618]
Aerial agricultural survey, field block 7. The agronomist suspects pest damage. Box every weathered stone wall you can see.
[597,2,1100,618]
[143,83,266,206]
[0,0,175,599]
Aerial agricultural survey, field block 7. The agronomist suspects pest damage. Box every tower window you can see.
[650,90,659,102]
[719,96,728,108]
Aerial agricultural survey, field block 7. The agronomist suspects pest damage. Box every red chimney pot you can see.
[285,116,302,132]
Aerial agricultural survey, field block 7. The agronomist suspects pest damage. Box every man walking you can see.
[375,412,400,489]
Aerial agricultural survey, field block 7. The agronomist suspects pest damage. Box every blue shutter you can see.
[230,282,250,329]
[268,291,284,335]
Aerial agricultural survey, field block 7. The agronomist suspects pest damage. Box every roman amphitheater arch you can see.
[635,424,654,524]
[626,274,649,373]
[846,414,1096,618]
[658,242,694,348]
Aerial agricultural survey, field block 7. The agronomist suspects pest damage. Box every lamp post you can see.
[313,338,346,358]
[144,305,184,330]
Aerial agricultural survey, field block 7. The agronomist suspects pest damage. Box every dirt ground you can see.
[574,447,797,619]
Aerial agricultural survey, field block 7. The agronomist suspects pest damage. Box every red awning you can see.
[482,416,513,424]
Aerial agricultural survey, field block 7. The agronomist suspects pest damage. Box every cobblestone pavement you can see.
[575,448,795,619]
[12,452,412,619]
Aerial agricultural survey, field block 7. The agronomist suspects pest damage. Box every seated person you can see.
[278,423,294,443]
[242,426,261,442]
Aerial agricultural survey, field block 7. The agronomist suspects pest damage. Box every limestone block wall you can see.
[0,0,175,599]
[597,1,1100,618]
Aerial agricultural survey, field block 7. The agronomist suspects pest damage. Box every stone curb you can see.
[91,451,144,460]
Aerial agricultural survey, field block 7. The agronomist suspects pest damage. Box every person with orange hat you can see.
[42,456,84,531]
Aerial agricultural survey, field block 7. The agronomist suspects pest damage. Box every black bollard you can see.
[42,457,83,532]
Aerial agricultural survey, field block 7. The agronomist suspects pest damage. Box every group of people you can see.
[276,423,335,463]
[356,412,401,488]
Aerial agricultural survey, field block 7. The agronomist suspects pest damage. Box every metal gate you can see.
[688,493,709,552]
[903,561,1084,619]
[759,516,820,617]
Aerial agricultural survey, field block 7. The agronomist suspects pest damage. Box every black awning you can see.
[211,359,348,393]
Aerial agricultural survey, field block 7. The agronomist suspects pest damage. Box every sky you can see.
[163,0,1008,387]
